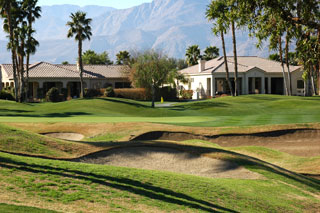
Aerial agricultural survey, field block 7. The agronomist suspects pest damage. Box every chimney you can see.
[198,59,205,73]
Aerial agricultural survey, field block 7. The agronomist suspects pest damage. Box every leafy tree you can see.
[185,45,201,66]
[116,50,131,65]
[203,46,219,60]
[237,0,319,96]
[131,50,178,108]
[82,50,113,65]
[62,61,69,65]
[67,11,92,98]
[269,53,298,66]
[169,58,188,70]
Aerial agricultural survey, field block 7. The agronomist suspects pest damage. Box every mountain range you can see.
[0,0,274,64]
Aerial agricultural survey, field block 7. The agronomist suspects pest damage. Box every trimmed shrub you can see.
[46,87,61,102]
[114,88,149,100]
[159,87,178,101]
[105,87,115,97]
[0,90,15,101]
[180,90,193,100]
[85,88,102,98]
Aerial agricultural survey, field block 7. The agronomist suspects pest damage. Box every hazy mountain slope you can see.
[0,0,272,64]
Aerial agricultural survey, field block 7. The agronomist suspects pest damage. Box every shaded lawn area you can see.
[0,151,319,213]
[0,95,320,127]
[0,203,57,213]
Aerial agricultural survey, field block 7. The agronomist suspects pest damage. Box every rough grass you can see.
[1,95,320,127]
[181,139,320,175]
[0,124,100,158]
[0,151,319,213]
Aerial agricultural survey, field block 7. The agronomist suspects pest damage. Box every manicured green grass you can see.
[1,95,320,127]
[0,203,57,213]
[0,151,319,213]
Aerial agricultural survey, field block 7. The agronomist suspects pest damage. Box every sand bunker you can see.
[132,130,320,157]
[78,146,262,179]
[43,133,84,141]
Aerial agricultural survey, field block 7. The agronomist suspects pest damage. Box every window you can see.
[297,80,304,89]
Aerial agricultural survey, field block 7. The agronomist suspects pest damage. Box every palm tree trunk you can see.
[78,39,84,98]
[25,19,32,102]
[285,34,292,96]
[278,36,289,96]
[25,53,30,101]
[221,30,234,96]
[231,21,238,96]
[6,4,18,102]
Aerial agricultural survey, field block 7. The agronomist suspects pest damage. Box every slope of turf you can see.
[181,139,320,175]
[0,150,319,213]
[1,95,320,127]
[0,203,57,213]
[0,124,97,158]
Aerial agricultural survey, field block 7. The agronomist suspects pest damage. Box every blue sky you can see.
[38,0,153,9]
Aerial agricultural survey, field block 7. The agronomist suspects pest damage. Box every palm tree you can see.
[206,0,234,96]
[231,20,239,96]
[25,29,39,99]
[185,45,201,66]
[116,50,131,65]
[22,0,41,100]
[67,11,92,98]
[0,0,18,101]
[203,46,219,60]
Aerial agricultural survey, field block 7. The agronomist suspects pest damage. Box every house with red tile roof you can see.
[178,56,304,99]
[0,62,131,99]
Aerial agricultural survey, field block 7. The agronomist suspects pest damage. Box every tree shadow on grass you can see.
[0,156,237,213]
[170,102,229,112]
[97,98,151,108]
[0,109,34,113]
[0,112,91,118]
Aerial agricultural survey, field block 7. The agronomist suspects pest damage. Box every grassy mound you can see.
[181,139,320,175]
[0,124,97,158]
[0,150,319,212]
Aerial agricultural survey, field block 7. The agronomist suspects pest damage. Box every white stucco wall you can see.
[179,67,305,99]
[290,69,304,96]
[187,74,212,99]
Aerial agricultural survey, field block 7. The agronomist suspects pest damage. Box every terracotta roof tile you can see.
[1,62,129,79]
[179,56,301,75]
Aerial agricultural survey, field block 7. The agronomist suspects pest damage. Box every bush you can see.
[158,87,178,101]
[85,88,102,98]
[0,90,15,101]
[104,87,115,97]
[114,88,149,100]
[180,90,193,100]
[46,87,62,102]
